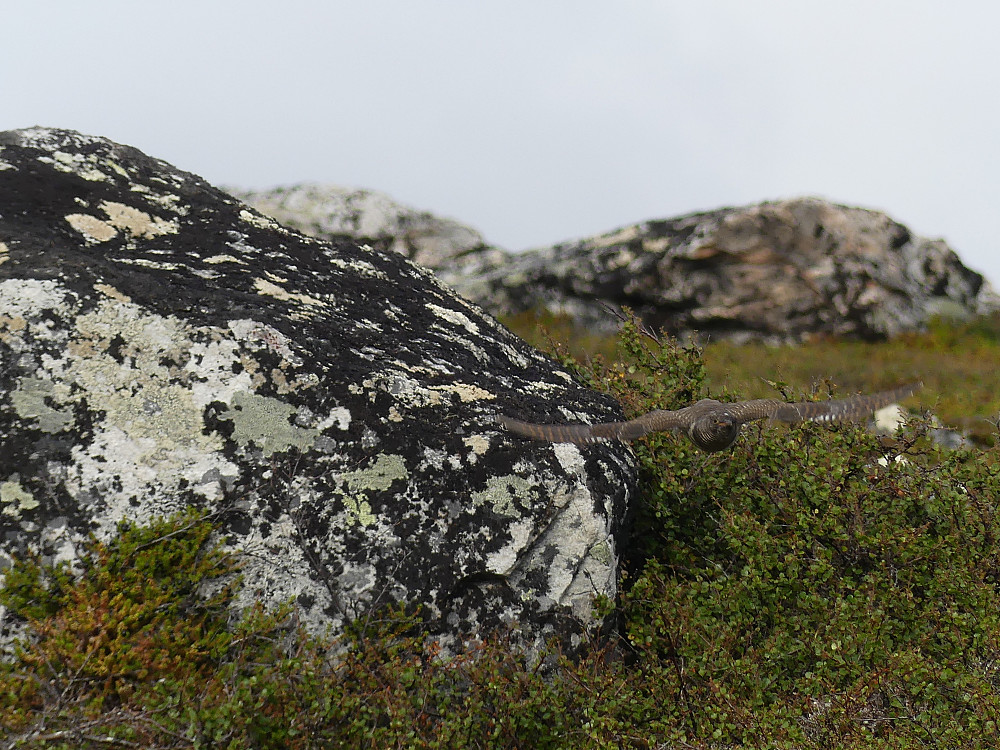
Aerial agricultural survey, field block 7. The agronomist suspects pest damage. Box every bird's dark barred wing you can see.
[498,383,920,445]
[738,383,921,424]
[496,409,689,445]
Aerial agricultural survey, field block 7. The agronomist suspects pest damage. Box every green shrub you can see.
[592,314,1000,746]
[5,315,1000,747]
[0,511,642,748]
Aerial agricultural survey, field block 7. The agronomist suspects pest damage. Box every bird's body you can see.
[498,384,919,452]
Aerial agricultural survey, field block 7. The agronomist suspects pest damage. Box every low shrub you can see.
[4,315,1000,747]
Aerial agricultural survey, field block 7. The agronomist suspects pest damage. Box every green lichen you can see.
[589,540,612,567]
[342,496,377,528]
[340,454,408,493]
[334,454,408,528]
[9,377,75,433]
[0,476,38,518]
[471,475,533,518]
[220,391,320,457]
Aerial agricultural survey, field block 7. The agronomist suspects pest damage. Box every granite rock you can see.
[238,188,998,342]
[227,183,507,273]
[472,198,1000,342]
[0,128,635,657]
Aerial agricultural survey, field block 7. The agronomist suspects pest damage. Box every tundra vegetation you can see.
[3,312,1000,748]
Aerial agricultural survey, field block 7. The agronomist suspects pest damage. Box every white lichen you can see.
[239,208,279,230]
[100,200,178,238]
[253,277,325,315]
[426,302,479,334]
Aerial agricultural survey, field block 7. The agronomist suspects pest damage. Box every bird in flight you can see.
[498,383,920,452]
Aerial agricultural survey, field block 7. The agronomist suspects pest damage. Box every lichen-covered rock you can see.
[237,189,997,343]
[229,183,509,273]
[231,183,516,312]
[0,128,635,656]
[481,198,1000,342]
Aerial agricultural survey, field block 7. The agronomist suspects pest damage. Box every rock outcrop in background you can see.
[237,186,999,342]
[225,183,504,272]
[0,128,635,656]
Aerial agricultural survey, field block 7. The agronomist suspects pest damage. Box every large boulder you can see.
[0,128,635,656]
[239,188,998,342]
[487,198,1000,341]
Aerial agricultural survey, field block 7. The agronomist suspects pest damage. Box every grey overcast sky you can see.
[4,1,999,283]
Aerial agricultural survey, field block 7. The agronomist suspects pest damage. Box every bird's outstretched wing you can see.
[496,408,691,445]
[498,383,920,446]
[733,383,921,424]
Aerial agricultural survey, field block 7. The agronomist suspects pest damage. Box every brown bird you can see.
[498,383,920,452]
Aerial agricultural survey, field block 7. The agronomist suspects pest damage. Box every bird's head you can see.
[689,412,741,452]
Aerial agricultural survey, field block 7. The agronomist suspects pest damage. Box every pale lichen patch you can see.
[496,340,531,370]
[218,391,320,457]
[204,254,244,265]
[66,212,118,243]
[0,476,39,518]
[239,208,278,230]
[363,372,494,411]
[10,378,75,433]
[253,277,324,314]
[0,279,69,319]
[0,315,27,338]
[73,298,187,353]
[45,150,110,182]
[129,183,186,214]
[325,255,387,280]
[112,257,182,271]
[463,434,491,456]
[552,442,587,476]
[66,202,178,244]
[318,407,352,431]
[268,367,320,395]
[340,454,408,494]
[228,320,303,367]
[0,241,8,265]
[485,518,533,574]
[93,283,132,304]
[100,201,178,238]
[319,406,351,430]
[589,539,612,566]
[333,454,408,528]
[471,474,533,518]
[343,496,377,527]
[431,382,494,403]
[426,302,479,334]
